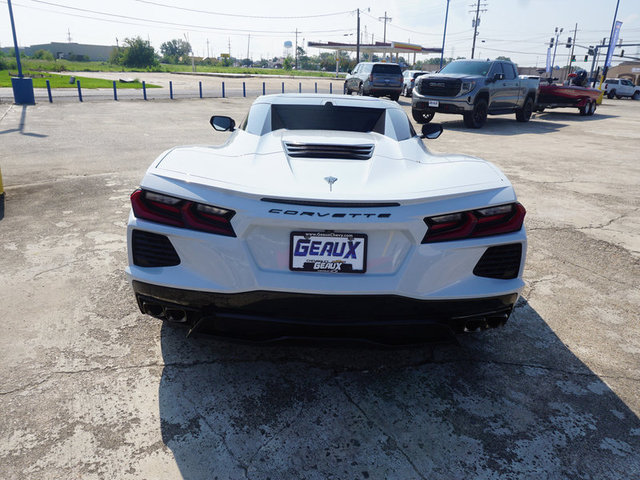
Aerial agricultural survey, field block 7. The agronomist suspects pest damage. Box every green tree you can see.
[121,37,157,68]
[283,56,294,70]
[496,56,512,62]
[32,49,54,61]
[160,39,192,64]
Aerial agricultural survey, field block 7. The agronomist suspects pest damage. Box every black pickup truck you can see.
[411,59,540,128]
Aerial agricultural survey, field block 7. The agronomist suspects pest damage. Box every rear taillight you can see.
[131,189,236,237]
[422,203,525,243]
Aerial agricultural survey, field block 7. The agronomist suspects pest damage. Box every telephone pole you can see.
[356,8,360,63]
[470,1,487,59]
[295,29,298,70]
[378,11,392,43]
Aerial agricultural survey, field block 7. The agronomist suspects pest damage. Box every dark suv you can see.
[344,62,403,101]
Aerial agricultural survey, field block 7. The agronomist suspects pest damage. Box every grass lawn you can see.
[4,59,343,78]
[0,70,159,89]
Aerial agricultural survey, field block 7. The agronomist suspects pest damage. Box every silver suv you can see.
[344,62,403,101]
[603,78,640,100]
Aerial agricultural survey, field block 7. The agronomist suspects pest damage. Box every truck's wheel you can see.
[463,99,488,128]
[516,97,534,122]
[390,93,400,102]
[633,91,640,100]
[607,90,616,99]
[344,82,350,95]
[357,84,364,96]
[412,109,434,123]
[579,102,588,116]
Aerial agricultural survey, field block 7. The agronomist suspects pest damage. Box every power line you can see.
[133,0,354,19]
[16,0,353,36]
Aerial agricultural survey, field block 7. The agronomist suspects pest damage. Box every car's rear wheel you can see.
[463,99,488,128]
[515,97,533,122]
[633,91,640,100]
[412,109,434,124]
[390,93,400,101]
[607,90,616,99]
[357,84,364,96]
[616,94,622,99]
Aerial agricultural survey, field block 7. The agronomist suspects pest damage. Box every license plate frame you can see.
[289,232,367,274]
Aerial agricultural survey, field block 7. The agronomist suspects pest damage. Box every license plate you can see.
[428,100,439,107]
[290,232,367,273]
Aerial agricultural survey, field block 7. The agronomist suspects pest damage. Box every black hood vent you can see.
[284,142,374,160]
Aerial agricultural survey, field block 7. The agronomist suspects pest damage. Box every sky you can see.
[1,0,639,68]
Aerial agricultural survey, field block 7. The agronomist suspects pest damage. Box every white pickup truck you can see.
[603,78,640,100]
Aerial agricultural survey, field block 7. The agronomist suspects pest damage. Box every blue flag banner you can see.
[605,21,622,68]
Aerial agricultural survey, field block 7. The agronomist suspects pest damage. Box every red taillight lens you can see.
[422,203,525,243]
[131,189,236,237]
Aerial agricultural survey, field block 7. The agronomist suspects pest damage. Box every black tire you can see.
[516,97,534,122]
[633,91,640,100]
[579,101,593,116]
[343,82,350,95]
[412,108,434,124]
[588,101,596,116]
[390,93,400,102]
[357,83,364,96]
[607,90,615,99]
[406,88,412,98]
[536,106,545,113]
[615,94,622,99]
[463,99,488,128]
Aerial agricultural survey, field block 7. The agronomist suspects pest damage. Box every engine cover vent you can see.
[284,142,374,160]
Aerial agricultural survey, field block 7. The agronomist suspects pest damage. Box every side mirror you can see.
[494,73,505,81]
[210,115,235,132]
[420,123,443,140]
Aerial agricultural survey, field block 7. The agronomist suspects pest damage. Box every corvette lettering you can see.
[269,208,390,218]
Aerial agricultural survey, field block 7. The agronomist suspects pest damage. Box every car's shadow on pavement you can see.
[157,298,640,479]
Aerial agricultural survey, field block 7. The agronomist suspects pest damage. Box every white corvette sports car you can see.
[126,94,526,342]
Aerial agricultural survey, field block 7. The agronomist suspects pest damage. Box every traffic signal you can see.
[571,55,576,62]
[566,37,572,48]
[621,50,625,57]
[584,54,589,62]
[549,37,554,47]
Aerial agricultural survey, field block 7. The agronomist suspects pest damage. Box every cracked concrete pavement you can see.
[0,88,639,479]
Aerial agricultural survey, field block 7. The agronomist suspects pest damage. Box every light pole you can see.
[550,27,563,79]
[440,0,450,70]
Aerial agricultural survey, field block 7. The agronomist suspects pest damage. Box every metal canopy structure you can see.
[308,41,442,65]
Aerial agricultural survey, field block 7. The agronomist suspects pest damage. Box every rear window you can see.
[605,79,618,84]
[271,104,385,134]
[372,64,401,75]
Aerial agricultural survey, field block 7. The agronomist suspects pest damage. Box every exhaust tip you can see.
[165,309,188,323]
[143,302,164,318]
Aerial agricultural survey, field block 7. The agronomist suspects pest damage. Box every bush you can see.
[32,49,55,61]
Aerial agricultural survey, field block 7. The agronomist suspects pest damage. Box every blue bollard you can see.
[330,83,333,94]
[222,81,225,98]
[169,81,173,99]
[243,82,246,97]
[46,79,52,103]
[315,82,317,93]
[142,81,147,100]
[262,82,265,95]
[112,81,117,101]
[77,80,83,102]
[282,82,285,94]
[199,81,202,98]
[299,82,301,93]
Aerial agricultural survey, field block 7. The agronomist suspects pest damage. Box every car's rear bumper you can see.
[132,280,518,342]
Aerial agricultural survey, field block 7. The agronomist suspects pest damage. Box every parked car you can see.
[126,94,527,343]
[402,70,429,97]
[603,78,640,99]
[344,62,403,101]
[411,59,540,128]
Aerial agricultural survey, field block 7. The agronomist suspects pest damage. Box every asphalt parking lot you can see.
[1,86,639,479]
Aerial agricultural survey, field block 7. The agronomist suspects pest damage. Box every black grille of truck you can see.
[132,230,181,267]
[473,244,522,280]
[417,79,461,97]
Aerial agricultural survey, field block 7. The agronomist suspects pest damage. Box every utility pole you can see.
[378,11,392,43]
[295,29,298,70]
[247,34,250,62]
[440,0,450,69]
[565,23,578,81]
[356,8,360,63]
[206,39,210,59]
[470,1,487,59]
[550,26,563,79]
